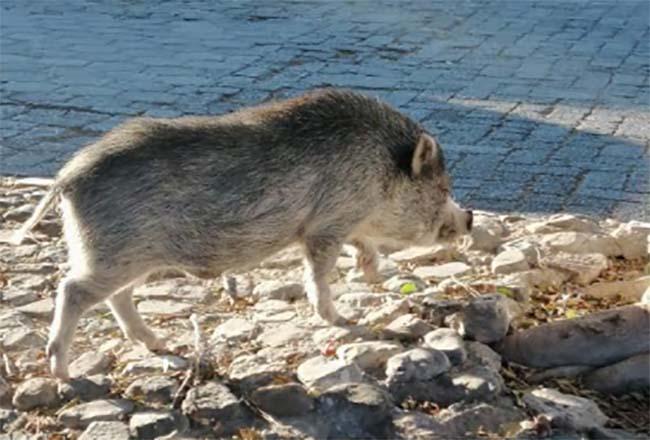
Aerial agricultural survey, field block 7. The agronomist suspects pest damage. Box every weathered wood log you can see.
[498,304,650,368]
[583,353,650,395]
[528,365,594,383]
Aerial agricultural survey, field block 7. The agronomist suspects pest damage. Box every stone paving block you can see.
[470,197,521,213]
[530,174,580,196]
[613,202,650,221]
[598,143,650,162]
[580,171,629,191]
[502,148,550,166]
[471,180,527,202]
[516,194,565,214]
[625,169,650,194]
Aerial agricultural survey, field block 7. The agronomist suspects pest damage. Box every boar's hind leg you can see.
[106,287,164,352]
[302,234,345,326]
[349,238,381,284]
[47,274,123,380]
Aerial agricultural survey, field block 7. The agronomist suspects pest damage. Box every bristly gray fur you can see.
[10,87,471,379]
[36,88,450,274]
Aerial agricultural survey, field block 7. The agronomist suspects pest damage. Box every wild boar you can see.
[11,88,472,379]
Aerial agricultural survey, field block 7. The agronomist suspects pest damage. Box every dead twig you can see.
[449,274,481,297]
[190,313,203,383]
[171,313,205,409]
[2,353,15,378]
[171,368,195,410]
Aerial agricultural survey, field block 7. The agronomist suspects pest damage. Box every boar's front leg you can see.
[302,234,346,326]
[106,287,165,352]
[349,238,381,284]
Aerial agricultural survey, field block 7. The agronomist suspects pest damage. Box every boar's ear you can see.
[411,133,444,178]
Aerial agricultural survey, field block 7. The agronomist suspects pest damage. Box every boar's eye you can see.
[438,223,456,239]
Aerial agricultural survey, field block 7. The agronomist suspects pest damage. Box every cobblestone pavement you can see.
[1,0,649,220]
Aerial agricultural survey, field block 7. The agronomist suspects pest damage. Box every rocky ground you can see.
[0,177,649,440]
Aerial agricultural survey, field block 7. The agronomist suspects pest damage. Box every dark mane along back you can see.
[271,88,424,176]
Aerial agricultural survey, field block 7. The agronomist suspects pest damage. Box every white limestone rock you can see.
[522,388,608,431]
[491,249,529,275]
[413,262,471,280]
[336,341,403,370]
[544,252,608,284]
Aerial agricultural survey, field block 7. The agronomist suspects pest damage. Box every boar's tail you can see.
[10,184,62,245]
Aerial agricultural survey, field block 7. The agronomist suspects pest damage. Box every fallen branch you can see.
[190,313,203,383]
[498,304,650,368]
[2,353,15,378]
[172,367,195,410]
[172,313,206,409]
[449,275,481,297]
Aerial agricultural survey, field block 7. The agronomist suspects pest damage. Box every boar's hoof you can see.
[140,335,167,353]
[334,316,351,327]
[328,313,352,327]
[148,341,173,356]
[363,271,383,284]
[46,341,70,381]
[316,304,346,327]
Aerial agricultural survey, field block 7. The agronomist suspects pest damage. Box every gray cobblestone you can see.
[1,0,648,220]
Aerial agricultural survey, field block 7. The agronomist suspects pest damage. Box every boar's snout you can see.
[465,209,473,231]
[434,198,473,243]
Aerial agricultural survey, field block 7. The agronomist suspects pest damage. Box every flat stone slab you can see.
[79,421,130,440]
[181,381,250,429]
[211,317,259,342]
[389,246,450,264]
[523,388,608,431]
[58,399,135,429]
[137,299,193,316]
[584,276,650,302]
[413,262,471,280]
[336,341,403,370]
[544,252,608,284]
[257,323,309,348]
[69,352,113,378]
[297,356,365,390]
[12,377,59,410]
[16,298,54,318]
